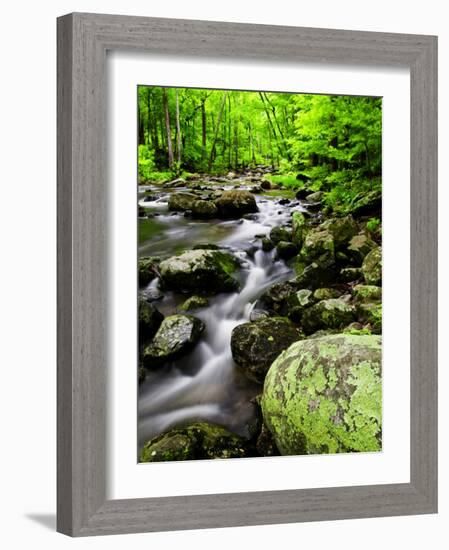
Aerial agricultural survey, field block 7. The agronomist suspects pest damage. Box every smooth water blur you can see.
[138,185,305,447]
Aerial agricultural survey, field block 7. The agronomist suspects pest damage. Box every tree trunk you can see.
[201,98,207,168]
[208,93,227,171]
[163,88,174,169]
[175,89,182,170]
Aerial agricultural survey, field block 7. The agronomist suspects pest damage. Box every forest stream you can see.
[137,175,306,449]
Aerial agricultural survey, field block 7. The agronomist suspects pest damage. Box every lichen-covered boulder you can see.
[320,215,358,247]
[353,284,382,303]
[138,256,160,287]
[168,192,199,212]
[138,298,163,342]
[189,199,218,219]
[313,288,341,301]
[179,295,209,311]
[276,241,298,260]
[292,211,308,246]
[362,246,382,285]
[139,422,252,462]
[159,249,239,293]
[299,229,335,265]
[347,233,377,264]
[261,334,382,454]
[214,190,258,218]
[231,317,302,383]
[301,298,355,334]
[269,226,292,244]
[141,314,205,367]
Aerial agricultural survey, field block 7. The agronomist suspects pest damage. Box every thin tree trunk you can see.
[163,88,174,169]
[175,89,182,170]
[201,98,207,168]
[208,93,227,171]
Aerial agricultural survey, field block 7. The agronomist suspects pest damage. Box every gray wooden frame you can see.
[57,12,438,537]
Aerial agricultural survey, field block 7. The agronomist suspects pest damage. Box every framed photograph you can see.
[57,13,437,536]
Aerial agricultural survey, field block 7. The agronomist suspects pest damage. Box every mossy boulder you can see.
[301,298,355,334]
[159,249,239,293]
[269,226,292,244]
[179,295,210,311]
[138,298,163,342]
[258,280,299,316]
[294,261,338,289]
[320,215,358,247]
[292,211,308,246]
[190,199,218,219]
[286,289,315,322]
[356,302,382,333]
[214,190,258,218]
[306,191,323,202]
[349,190,381,217]
[362,246,382,285]
[261,238,275,252]
[261,334,382,454]
[313,287,341,301]
[141,314,205,367]
[347,233,377,264]
[138,256,160,287]
[300,229,335,265]
[231,317,302,383]
[168,192,199,212]
[353,284,382,303]
[276,241,298,260]
[140,422,252,462]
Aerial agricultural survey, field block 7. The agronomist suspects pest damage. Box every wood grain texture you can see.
[57,12,438,536]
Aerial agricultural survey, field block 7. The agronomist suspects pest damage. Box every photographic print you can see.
[137,86,382,462]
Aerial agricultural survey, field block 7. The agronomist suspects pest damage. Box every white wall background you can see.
[0,1,445,548]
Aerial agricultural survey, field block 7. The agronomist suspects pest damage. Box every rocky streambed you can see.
[137,170,383,461]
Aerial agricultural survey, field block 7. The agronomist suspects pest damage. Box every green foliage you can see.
[366,217,381,233]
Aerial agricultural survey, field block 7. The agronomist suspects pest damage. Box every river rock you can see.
[261,180,271,190]
[261,334,382,454]
[299,229,335,264]
[313,287,342,301]
[276,241,298,260]
[361,246,382,285]
[347,233,377,264]
[138,256,160,287]
[356,302,382,333]
[189,199,218,218]
[292,211,308,246]
[256,423,280,456]
[179,295,209,311]
[159,249,239,293]
[295,261,338,289]
[140,422,252,462]
[286,289,315,322]
[258,280,299,316]
[168,192,198,211]
[261,238,275,252]
[339,267,363,282]
[230,317,302,383]
[305,191,323,202]
[141,314,205,366]
[139,298,164,342]
[269,226,292,244]
[349,189,381,217]
[320,215,358,247]
[214,190,258,218]
[353,284,382,303]
[301,298,355,334]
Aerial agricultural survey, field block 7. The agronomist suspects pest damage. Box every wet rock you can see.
[140,286,163,302]
[278,198,290,205]
[250,308,270,322]
[353,284,382,303]
[349,190,381,217]
[231,317,302,383]
[256,423,280,456]
[276,241,298,260]
[292,211,308,246]
[179,295,210,312]
[362,246,382,285]
[301,298,355,334]
[190,199,218,219]
[347,233,377,264]
[192,243,220,250]
[168,192,198,211]
[141,314,205,367]
[214,190,259,218]
[306,191,324,202]
[299,229,335,267]
[261,180,271,190]
[339,267,363,282]
[258,280,299,315]
[269,226,292,244]
[295,261,338,289]
[320,215,358,247]
[159,249,239,294]
[140,422,253,462]
[313,287,342,301]
[356,302,382,333]
[139,298,164,343]
[286,289,315,323]
[138,256,160,287]
[261,334,382,454]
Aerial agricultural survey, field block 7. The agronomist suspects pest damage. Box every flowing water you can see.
[138,183,307,448]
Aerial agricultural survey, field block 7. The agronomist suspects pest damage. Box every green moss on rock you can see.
[261,334,382,455]
[301,298,355,334]
[362,246,382,285]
